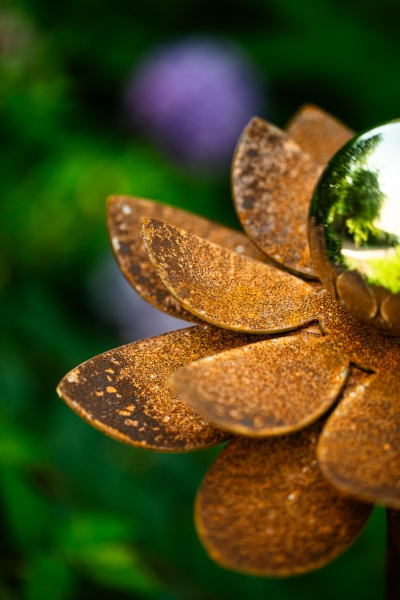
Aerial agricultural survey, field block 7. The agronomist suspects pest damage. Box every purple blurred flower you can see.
[123,36,264,172]
[88,253,189,343]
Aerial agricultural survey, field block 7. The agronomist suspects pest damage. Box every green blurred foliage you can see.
[1,0,398,597]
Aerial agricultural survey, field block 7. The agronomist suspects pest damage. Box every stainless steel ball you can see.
[309,120,400,335]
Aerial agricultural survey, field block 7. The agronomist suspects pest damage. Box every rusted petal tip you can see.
[318,371,400,508]
[57,326,263,452]
[196,421,372,576]
[232,117,322,278]
[142,218,319,333]
[286,104,354,165]
[171,330,349,436]
[107,196,265,322]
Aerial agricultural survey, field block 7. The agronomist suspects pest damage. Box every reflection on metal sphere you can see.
[309,120,400,335]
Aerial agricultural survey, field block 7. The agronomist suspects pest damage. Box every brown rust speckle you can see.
[232,118,322,278]
[195,419,372,576]
[59,104,400,575]
[57,325,269,452]
[318,369,400,508]
[142,218,318,333]
[171,332,349,436]
[107,196,268,323]
[286,104,354,165]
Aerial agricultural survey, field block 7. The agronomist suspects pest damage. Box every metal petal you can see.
[57,325,263,452]
[195,421,372,576]
[107,196,266,323]
[318,371,400,508]
[286,104,354,165]
[232,118,322,277]
[170,331,349,436]
[142,218,319,333]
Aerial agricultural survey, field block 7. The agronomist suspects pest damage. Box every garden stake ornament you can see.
[58,105,400,598]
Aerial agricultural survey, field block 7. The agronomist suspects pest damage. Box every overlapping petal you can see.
[287,104,354,165]
[58,104,400,580]
[232,117,322,277]
[142,218,319,333]
[195,420,372,576]
[57,325,268,452]
[170,327,349,436]
[318,371,400,508]
[107,196,266,322]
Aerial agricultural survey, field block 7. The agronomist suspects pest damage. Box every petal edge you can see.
[196,422,372,576]
[142,218,319,333]
[58,326,263,452]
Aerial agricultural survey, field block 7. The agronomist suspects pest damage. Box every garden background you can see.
[1,0,400,598]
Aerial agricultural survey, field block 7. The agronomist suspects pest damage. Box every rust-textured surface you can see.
[232,118,322,278]
[107,196,266,323]
[59,104,400,579]
[195,420,372,576]
[336,275,400,337]
[170,330,349,436]
[307,219,337,298]
[312,288,400,372]
[57,325,268,452]
[318,372,400,508]
[382,293,400,337]
[386,509,400,600]
[286,104,354,165]
[142,218,319,333]
[336,270,378,321]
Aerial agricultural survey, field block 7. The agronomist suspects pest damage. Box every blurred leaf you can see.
[55,512,141,550]
[24,554,75,600]
[67,542,160,594]
[0,340,34,416]
[0,465,49,553]
[0,581,17,600]
[0,411,45,468]
[53,511,158,594]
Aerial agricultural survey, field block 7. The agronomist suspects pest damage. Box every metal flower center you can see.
[309,120,400,335]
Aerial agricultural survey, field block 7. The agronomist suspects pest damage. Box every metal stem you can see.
[386,509,400,600]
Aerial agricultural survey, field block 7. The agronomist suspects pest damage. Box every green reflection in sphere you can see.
[309,120,400,334]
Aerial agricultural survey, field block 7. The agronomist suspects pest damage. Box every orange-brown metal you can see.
[58,104,400,579]
[195,420,372,576]
[142,218,319,333]
[107,196,266,323]
[232,117,322,278]
[171,328,349,436]
[286,103,354,165]
[318,370,400,508]
[58,325,269,452]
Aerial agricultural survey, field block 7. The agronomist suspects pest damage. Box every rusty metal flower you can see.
[57,105,400,578]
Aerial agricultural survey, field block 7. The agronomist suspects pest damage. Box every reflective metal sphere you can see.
[309,120,400,335]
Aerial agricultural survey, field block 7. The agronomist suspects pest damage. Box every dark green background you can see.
[1,0,398,597]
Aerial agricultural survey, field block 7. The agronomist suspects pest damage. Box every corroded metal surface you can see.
[195,420,372,576]
[232,118,322,277]
[314,288,400,372]
[59,105,400,579]
[318,371,400,508]
[142,218,319,333]
[170,329,348,436]
[57,325,268,452]
[336,270,379,323]
[107,196,266,323]
[286,104,354,165]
